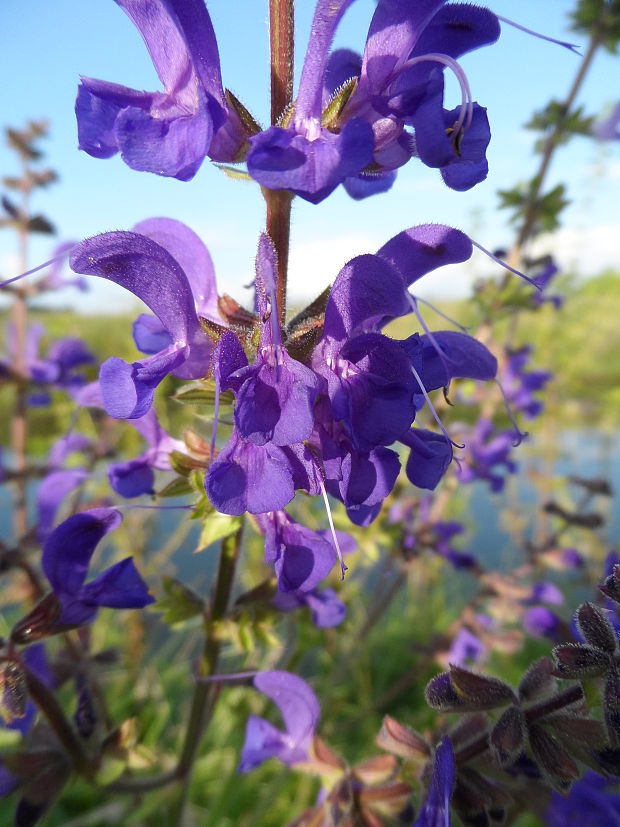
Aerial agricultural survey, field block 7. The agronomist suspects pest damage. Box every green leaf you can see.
[213,163,252,182]
[169,450,208,477]
[322,77,357,129]
[154,576,205,625]
[157,476,194,498]
[196,512,242,551]
[173,381,234,409]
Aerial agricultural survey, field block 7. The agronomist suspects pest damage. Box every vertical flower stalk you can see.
[514,32,602,252]
[266,0,295,325]
[170,526,243,826]
[11,150,30,540]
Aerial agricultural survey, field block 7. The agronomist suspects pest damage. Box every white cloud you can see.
[531,224,620,276]
[287,232,385,303]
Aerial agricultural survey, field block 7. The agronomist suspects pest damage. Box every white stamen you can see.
[471,241,541,289]
[494,378,528,447]
[415,296,469,332]
[401,52,473,134]
[319,479,347,580]
[496,16,580,54]
[410,363,464,451]
[0,251,72,288]
[408,295,453,383]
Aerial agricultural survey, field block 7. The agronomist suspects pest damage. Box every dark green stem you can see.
[169,526,243,825]
[25,667,93,775]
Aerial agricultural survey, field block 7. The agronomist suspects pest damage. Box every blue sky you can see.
[1,0,619,313]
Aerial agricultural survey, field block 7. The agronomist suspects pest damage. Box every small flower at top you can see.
[249,1,500,202]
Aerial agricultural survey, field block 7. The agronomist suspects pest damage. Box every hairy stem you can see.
[11,163,30,542]
[266,189,294,326]
[266,0,295,326]
[269,0,294,126]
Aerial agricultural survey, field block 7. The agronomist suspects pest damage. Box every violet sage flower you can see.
[239,671,320,772]
[414,736,455,827]
[247,0,374,203]
[233,234,320,447]
[41,508,154,627]
[256,510,354,594]
[76,0,245,180]
[70,225,215,419]
[108,408,184,498]
[272,587,346,628]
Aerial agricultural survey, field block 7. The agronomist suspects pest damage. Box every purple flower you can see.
[448,627,485,667]
[206,430,296,515]
[527,582,564,606]
[76,0,245,180]
[502,346,552,420]
[257,511,338,593]
[239,671,320,772]
[36,469,89,543]
[317,407,401,526]
[233,235,320,447]
[414,737,455,827]
[313,253,416,452]
[326,2,500,197]
[532,256,563,309]
[246,0,375,203]
[546,771,620,827]
[593,102,620,141]
[206,236,324,516]
[456,418,517,492]
[108,408,184,498]
[42,508,154,627]
[400,428,453,491]
[70,225,214,419]
[272,587,346,628]
[523,607,564,642]
[0,323,95,405]
[257,510,354,593]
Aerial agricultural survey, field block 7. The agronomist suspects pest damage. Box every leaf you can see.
[322,77,358,129]
[196,512,242,551]
[27,215,55,235]
[157,476,194,498]
[449,664,517,710]
[552,643,611,678]
[213,163,252,182]
[576,602,618,654]
[169,450,208,477]
[172,382,234,409]
[154,576,205,625]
